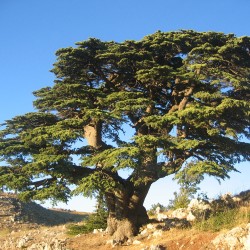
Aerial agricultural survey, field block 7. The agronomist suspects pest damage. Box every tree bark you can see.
[84,120,104,149]
[105,183,150,243]
[84,118,151,243]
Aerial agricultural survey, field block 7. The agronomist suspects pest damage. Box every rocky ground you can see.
[2,221,250,250]
[0,192,88,250]
[0,193,87,229]
[66,222,250,250]
[0,191,249,250]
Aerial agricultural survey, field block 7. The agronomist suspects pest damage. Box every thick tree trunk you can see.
[83,118,152,243]
[105,184,150,243]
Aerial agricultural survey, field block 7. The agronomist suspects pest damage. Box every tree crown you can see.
[0,30,249,202]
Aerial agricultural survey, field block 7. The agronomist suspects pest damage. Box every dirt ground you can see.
[66,228,219,250]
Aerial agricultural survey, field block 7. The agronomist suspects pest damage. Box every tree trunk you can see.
[105,183,150,243]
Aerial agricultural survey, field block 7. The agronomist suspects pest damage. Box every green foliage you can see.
[67,224,90,235]
[168,190,191,210]
[168,163,203,209]
[67,193,108,235]
[0,30,249,210]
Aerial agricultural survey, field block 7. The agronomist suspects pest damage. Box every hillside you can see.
[0,193,88,230]
[0,191,249,250]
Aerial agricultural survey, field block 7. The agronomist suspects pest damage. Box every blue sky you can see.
[0,0,249,212]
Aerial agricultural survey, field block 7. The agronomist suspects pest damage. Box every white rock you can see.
[157,213,168,221]
[93,229,100,234]
[171,208,188,219]
[133,240,142,245]
[186,212,196,222]
[155,206,161,214]
[232,197,241,203]
[188,199,211,211]
[243,233,250,250]
[140,228,148,235]
[212,224,250,250]
[147,223,155,229]
[153,230,163,237]
[17,236,30,248]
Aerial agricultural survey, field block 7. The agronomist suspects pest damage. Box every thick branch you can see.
[178,85,194,111]
[84,121,103,148]
[70,164,95,182]
[101,169,127,185]
[84,120,111,150]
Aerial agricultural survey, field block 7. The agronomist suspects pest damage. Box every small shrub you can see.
[67,212,107,235]
[168,190,190,210]
[168,165,204,210]
[67,223,90,235]
[67,193,108,235]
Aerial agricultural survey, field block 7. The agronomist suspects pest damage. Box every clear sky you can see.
[0,0,249,212]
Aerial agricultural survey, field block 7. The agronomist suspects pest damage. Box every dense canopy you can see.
[0,30,249,236]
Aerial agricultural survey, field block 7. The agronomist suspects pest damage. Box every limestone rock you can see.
[212,223,250,250]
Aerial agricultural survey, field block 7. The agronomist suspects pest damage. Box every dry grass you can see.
[0,228,10,237]
[194,206,250,232]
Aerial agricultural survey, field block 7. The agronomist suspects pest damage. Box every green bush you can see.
[67,193,108,235]
[67,223,90,235]
[168,190,191,210]
[67,212,107,235]
[168,164,204,210]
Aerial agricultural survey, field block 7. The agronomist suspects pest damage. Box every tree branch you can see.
[30,177,57,188]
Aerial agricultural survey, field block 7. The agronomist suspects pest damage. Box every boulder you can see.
[170,208,188,219]
[212,223,250,250]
